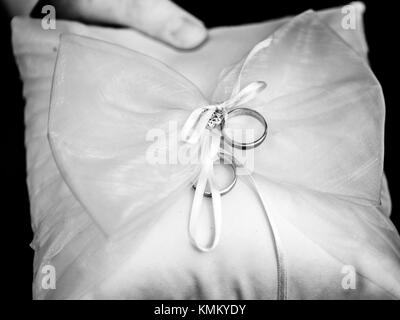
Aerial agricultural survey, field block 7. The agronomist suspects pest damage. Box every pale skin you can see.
[2,0,208,49]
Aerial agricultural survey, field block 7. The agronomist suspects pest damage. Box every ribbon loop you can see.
[188,131,222,252]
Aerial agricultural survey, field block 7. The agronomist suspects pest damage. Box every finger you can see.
[122,0,208,49]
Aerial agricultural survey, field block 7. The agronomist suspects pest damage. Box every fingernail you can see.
[166,17,207,49]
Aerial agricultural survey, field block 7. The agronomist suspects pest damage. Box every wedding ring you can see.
[193,107,266,197]
[222,107,267,150]
[192,153,237,198]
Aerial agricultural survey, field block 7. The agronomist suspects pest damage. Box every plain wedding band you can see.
[222,107,268,150]
[192,153,237,198]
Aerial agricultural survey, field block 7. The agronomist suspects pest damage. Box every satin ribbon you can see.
[181,81,287,299]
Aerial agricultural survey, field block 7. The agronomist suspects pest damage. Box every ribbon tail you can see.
[247,172,287,300]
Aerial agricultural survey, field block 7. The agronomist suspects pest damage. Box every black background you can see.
[1,0,398,300]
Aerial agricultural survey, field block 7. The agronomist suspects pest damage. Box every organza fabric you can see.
[11,2,400,299]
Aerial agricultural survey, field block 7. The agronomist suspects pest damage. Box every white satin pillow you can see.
[11,2,400,299]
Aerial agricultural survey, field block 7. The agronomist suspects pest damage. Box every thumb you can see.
[122,0,208,49]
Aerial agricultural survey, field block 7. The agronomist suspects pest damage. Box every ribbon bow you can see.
[181,81,267,144]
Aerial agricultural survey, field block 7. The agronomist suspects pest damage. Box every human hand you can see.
[33,0,207,49]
